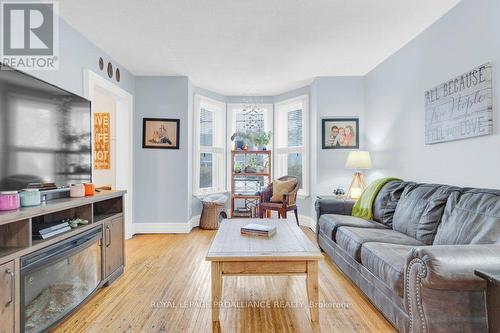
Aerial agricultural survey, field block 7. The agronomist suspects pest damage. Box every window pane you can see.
[287,109,302,147]
[200,153,213,188]
[287,153,302,189]
[200,108,213,147]
[235,106,265,132]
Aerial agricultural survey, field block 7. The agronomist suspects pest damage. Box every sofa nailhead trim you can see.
[406,258,428,333]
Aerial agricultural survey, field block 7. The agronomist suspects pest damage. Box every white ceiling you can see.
[59,0,460,96]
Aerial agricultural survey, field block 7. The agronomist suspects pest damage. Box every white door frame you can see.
[83,70,134,239]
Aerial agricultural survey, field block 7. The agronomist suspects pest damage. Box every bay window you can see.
[193,95,226,195]
[226,103,273,186]
[274,95,309,196]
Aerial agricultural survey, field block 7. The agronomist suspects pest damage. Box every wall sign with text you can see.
[94,112,111,169]
[425,63,493,145]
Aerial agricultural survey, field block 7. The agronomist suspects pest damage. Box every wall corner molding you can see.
[298,214,316,233]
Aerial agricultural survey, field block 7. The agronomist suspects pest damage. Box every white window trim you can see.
[226,103,274,190]
[193,95,227,196]
[274,95,309,197]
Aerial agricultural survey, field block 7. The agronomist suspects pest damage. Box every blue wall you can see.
[310,77,365,198]
[364,0,500,188]
[134,77,191,223]
[24,19,134,97]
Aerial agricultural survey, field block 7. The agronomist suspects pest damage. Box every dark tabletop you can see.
[475,270,500,286]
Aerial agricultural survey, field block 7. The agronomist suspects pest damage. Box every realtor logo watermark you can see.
[1,1,59,70]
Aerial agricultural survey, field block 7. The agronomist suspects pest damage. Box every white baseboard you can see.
[133,222,192,234]
[189,215,201,229]
[132,214,315,235]
[132,215,201,235]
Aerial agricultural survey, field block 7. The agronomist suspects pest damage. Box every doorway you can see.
[84,70,134,239]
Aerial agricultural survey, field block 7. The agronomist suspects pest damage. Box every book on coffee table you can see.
[240,223,277,238]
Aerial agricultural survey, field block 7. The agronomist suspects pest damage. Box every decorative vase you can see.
[235,139,245,150]
[70,184,85,198]
[0,191,20,211]
[84,183,95,196]
[19,189,41,207]
[244,166,256,174]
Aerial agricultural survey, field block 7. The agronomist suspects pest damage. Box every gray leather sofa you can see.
[316,181,500,333]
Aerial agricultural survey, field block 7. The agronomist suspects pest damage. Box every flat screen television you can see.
[0,63,92,191]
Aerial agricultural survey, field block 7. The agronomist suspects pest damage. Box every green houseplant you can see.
[244,155,258,173]
[231,131,251,150]
[251,131,272,150]
[234,162,242,173]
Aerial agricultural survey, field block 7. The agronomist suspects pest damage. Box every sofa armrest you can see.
[314,198,355,240]
[314,198,354,220]
[404,244,500,333]
[406,244,500,291]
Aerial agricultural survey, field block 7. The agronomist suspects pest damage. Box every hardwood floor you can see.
[53,227,396,333]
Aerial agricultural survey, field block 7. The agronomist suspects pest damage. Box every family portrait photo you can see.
[142,118,180,149]
[322,118,359,149]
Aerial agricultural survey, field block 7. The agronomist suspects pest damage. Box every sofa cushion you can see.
[434,189,500,245]
[372,180,409,227]
[361,243,414,297]
[392,184,459,245]
[319,214,388,241]
[336,226,424,262]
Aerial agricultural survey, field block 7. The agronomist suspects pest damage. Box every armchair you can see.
[259,176,299,225]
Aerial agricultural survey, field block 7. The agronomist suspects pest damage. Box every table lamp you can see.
[345,151,372,199]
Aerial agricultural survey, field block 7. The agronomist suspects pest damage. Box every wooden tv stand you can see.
[0,190,126,333]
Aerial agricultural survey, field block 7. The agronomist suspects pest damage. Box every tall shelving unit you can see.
[230,150,272,218]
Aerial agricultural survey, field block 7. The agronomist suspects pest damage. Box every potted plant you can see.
[231,131,250,150]
[252,131,272,150]
[244,156,258,173]
[234,162,242,173]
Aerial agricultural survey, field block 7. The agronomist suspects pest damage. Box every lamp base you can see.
[347,171,366,199]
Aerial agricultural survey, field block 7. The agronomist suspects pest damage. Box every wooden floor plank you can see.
[53,227,396,333]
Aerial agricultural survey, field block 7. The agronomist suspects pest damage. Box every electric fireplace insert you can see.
[20,227,102,333]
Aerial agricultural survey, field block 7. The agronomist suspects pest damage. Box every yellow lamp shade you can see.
[345,151,372,170]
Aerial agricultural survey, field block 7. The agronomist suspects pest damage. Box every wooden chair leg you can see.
[259,207,264,218]
[294,208,299,226]
[282,210,287,219]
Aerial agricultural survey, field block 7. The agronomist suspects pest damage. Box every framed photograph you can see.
[142,118,180,149]
[322,118,359,149]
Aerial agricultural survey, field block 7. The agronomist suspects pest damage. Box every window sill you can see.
[194,191,229,200]
[297,193,309,200]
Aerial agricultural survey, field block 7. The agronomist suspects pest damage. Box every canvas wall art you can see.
[425,63,493,144]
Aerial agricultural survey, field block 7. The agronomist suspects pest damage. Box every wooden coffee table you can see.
[206,218,322,325]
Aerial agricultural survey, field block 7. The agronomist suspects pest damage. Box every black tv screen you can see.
[0,64,91,191]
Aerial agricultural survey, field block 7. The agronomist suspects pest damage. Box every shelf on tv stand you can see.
[0,190,125,263]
